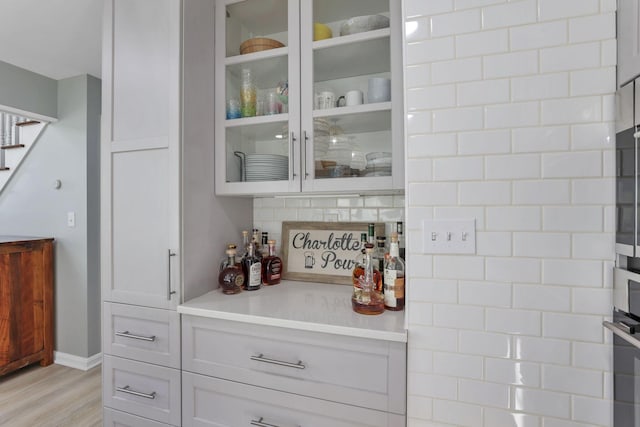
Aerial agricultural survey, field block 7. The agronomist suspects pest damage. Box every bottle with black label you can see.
[241,242,262,291]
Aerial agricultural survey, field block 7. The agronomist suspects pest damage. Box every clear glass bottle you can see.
[352,244,384,315]
[218,245,244,295]
[240,68,257,117]
[352,242,382,295]
[384,232,405,311]
[261,240,282,286]
[241,242,262,291]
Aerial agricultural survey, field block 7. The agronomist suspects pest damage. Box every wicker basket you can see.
[240,37,285,55]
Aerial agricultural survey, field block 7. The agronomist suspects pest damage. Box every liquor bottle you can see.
[367,223,375,245]
[218,245,243,295]
[352,242,382,293]
[372,236,387,292]
[240,230,250,258]
[241,241,262,291]
[352,244,384,315]
[396,221,405,260]
[261,232,269,258]
[384,232,405,311]
[261,240,282,285]
[252,228,262,259]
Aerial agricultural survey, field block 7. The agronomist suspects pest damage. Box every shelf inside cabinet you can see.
[313,31,390,82]
[313,0,389,25]
[313,108,391,134]
[225,114,289,128]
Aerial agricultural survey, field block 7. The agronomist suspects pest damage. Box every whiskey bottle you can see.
[218,245,244,295]
[384,232,405,311]
[242,241,262,291]
[352,244,384,315]
[396,221,405,260]
[261,239,282,285]
[352,242,382,293]
[373,235,387,289]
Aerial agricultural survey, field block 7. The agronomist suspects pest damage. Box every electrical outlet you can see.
[67,211,76,227]
[423,219,475,254]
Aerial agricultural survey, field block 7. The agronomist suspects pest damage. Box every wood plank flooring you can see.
[0,363,101,427]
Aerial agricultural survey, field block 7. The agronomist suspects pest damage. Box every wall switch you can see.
[423,218,475,254]
[67,211,76,227]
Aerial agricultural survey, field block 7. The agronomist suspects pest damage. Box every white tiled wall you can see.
[404,0,615,426]
[252,195,405,248]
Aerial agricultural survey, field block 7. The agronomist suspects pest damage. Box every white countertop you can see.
[178,280,407,343]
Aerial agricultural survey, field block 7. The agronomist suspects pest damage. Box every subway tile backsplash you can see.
[404,0,615,425]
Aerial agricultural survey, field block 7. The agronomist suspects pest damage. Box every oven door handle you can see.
[604,320,640,350]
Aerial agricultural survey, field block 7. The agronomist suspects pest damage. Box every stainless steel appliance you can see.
[607,268,640,426]
[615,80,638,257]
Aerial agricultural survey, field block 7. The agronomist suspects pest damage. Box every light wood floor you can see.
[0,363,102,427]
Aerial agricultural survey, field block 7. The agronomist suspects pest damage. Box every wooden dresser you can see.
[0,236,54,376]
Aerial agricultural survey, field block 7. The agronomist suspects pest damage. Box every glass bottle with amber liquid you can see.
[352,244,385,315]
[218,245,244,295]
[261,240,282,285]
[352,242,382,295]
[241,241,262,291]
[384,232,405,311]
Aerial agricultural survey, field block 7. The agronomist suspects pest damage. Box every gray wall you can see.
[0,60,57,119]
[0,74,101,359]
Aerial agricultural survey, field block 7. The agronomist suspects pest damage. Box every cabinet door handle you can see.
[167,249,176,300]
[290,131,297,179]
[116,385,156,400]
[303,130,309,179]
[250,417,283,427]
[250,353,306,370]
[115,330,156,342]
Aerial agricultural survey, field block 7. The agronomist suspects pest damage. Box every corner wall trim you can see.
[54,351,102,371]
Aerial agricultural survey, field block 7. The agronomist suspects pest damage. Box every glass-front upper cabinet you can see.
[215,0,301,195]
[215,0,403,196]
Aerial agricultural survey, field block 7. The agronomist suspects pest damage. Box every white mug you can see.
[367,78,391,103]
[345,90,364,106]
[315,91,335,109]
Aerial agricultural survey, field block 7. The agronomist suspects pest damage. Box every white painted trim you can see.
[54,351,102,371]
[0,104,56,123]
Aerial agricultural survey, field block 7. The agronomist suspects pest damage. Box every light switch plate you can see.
[422,218,476,254]
[67,211,76,227]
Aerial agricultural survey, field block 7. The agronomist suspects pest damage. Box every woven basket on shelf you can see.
[239,37,284,54]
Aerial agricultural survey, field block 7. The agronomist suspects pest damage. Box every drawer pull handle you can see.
[250,353,305,370]
[115,331,156,342]
[116,385,156,400]
[250,417,281,427]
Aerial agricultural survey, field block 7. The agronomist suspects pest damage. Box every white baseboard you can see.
[54,351,102,371]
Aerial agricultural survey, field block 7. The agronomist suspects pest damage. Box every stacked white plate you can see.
[245,154,288,181]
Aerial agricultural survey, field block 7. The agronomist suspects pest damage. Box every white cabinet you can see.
[182,372,406,427]
[102,0,253,424]
[182,315,407,426]
[618,0,640,87]
[101,0,181,310]
[214,0,404,196]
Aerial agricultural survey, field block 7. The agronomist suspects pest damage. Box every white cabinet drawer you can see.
[104,302,180,368]
[103,355,181,426]
[182,316,406,414]
[103,407,172,427]
[183,372,406,427]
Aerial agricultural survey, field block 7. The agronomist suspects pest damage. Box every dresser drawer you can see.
[183,372,406,427]
[103,407,172,427]
[104,302,180,368]
[182,316,406,414]
[103,355,181,426]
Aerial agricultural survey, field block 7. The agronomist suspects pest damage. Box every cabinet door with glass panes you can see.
[215,0,301,195]
[300,0,403,193]
[214,0,403,196]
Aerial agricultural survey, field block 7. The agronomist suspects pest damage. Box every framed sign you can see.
[281,221,385,285]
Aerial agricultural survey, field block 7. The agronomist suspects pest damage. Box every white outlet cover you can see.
[422,218,476,254]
